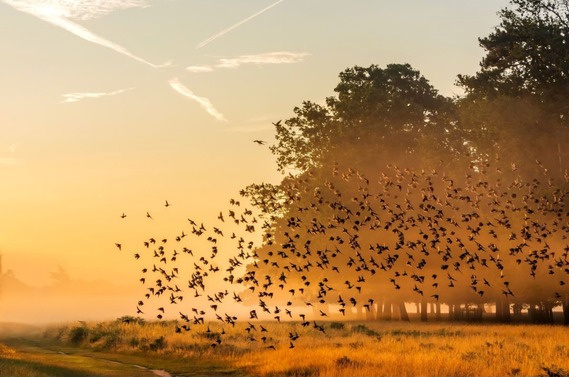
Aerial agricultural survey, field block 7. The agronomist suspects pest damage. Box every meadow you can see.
[2,319,569,377]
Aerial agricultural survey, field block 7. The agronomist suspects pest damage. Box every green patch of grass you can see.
[2,338,243,377]
[0,357,92,377]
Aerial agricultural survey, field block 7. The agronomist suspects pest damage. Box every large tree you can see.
[458,0,569,180]
[241,64,468,320]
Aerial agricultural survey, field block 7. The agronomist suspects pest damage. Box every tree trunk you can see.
[502,299,511,323]
[399,301,410,322]
[365,303,376,321]
[495,300,503,322]
[382,302,392,321]
[448,303,454,321]
[420,301,428,322]
[529,304,537,323]
[393,301,401,320]
[436,302,441,321]
[545,302,554,324]
[563,293,569,326]
[375,301,383,320]
[356,305,364,320]
[454,304,462,321]
[558,140,563,177]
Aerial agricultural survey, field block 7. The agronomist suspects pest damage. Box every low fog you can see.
[0,265,143,324]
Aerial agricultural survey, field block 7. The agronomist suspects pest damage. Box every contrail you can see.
[168,78,227,122]
[61,88,134,103]
[197,0,284,49]
[2,0,159,68]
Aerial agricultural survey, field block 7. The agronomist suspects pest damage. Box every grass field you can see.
[2,320,569,376]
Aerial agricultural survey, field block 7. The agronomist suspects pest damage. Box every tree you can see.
[458,0,569,116]
[241,64,470,321]
[458,0,569,180]
[270,63,463,176]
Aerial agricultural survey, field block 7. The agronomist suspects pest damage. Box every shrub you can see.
[129,337,140,349]
[335,356,355,368]
[149,336,167,352]
[69,326,89,345]
[329,322,345,330]
[117,316,145,325]
[541,365,569,377]
[283,366,320,377]
[352,324,380,337]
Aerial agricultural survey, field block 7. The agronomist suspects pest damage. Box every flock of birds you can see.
[116,158,569,349]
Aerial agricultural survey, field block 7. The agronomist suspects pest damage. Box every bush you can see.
[69,326,88,344]
[335,356,354,368]
[283,366,320,377]
[541,366,569,377]
[329,322,345,330]
[117,316,145,325]
[129,337,140,349]
[149,336,167,351]
[351,324,380,337]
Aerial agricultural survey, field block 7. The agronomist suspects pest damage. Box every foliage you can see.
[458,0,569,115]
[68,326,89,345]
[269,63,462,176]
[457,0,569,180]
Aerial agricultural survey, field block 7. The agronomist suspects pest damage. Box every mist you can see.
[0,266,143,324]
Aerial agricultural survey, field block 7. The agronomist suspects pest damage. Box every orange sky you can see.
[0,0,508,311]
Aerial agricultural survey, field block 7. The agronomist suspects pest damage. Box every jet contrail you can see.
[61,87,134,103]
[2,0,159,68]
[169,78,227,122]
[197,0,285,49]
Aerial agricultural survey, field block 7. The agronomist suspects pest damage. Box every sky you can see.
[0,0,510,296]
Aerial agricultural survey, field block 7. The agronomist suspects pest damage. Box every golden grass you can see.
[37,320,569,376]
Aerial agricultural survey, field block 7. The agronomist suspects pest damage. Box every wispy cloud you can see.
[216,51,309,69]
[197,0,285,49]
[186,65,215,73]
[61,87,133,103]
[2,0,159,68]
[168,78,226,122]
[48,0,148,20]
[187,51,309,73]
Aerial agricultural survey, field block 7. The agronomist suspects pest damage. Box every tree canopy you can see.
[456,0,569,181]
[270,63,462,176]
[458,0,569,115]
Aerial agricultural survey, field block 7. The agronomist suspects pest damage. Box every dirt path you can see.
[56,349,173,377]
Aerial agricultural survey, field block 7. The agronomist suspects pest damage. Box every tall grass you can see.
[40,319,569,376]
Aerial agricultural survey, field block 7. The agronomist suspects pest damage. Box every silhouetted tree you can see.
[270,63,463,176]
[458,0,569,180]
